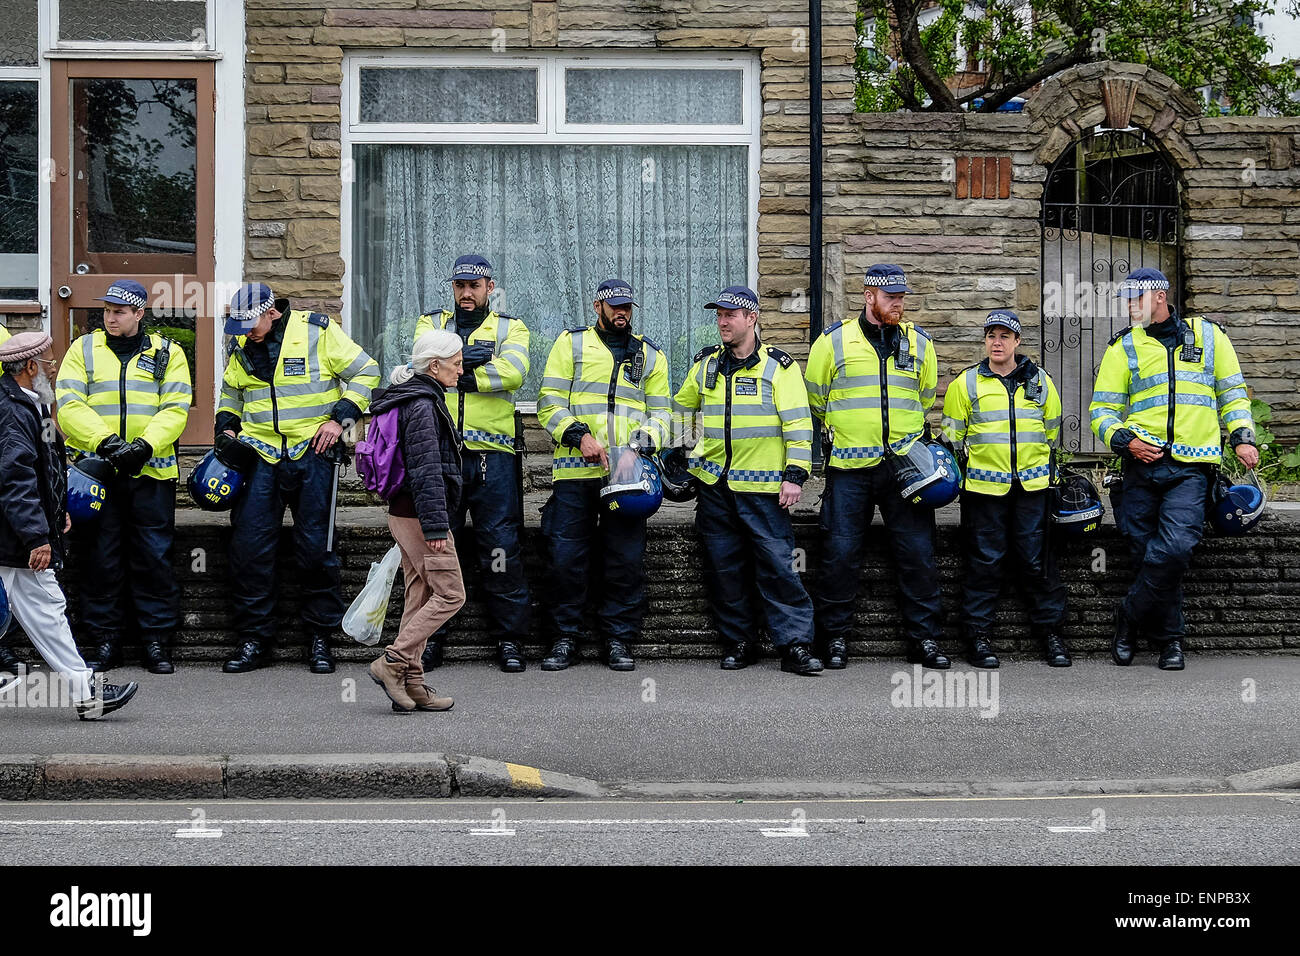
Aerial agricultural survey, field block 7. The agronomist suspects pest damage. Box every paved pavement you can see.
[3,657,1298,789]
[1,793,1295,865]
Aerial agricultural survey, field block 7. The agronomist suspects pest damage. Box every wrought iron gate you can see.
[1040,127,1181,454]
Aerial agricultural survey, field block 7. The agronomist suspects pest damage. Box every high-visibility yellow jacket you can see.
[218,309,379,465]
[1089,315,1253,464]
[804,315,937,470]
[672,342,813,495]
[56,330,193,480]
[413,309,529,454]
[0,325,9,346]
[941,357,1062,495]
[537,326,671,481]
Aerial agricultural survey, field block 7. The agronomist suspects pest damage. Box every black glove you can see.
[462,344,494,370]
[111,438,153,477]
[456,372,479,392]
[562,422,591,450]
[97,435,130,460]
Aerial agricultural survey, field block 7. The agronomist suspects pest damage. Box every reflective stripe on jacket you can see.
[672,343,812,494]
[942,359,1062,495]
[219,310,379,464]
[538,327,671,481]
[804,317,937,470]
[1089,315,1252,464]
[56,330,192,480]
[413,309,529,453]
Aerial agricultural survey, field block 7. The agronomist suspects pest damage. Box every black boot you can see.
[421,639,443,670]
[1041,630,1072,668]
[1157,639,1185,671]
[540,637,578,671]
[720,641,755,670]
[906,638,951,669]
[604,639,635,672]
[780,643,824,675]
[143,642,175,675]
[0,642,23,674]
[223,640,268,673]
[498,641,526,673]
[965,631,999,669]
[84,637,122,672]
[308,634,335,674]
[823,636,848,670]
[1111,608,1136,666]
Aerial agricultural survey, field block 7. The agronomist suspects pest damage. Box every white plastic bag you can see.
[342,544,403,646]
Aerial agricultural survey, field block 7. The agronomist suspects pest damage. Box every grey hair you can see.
[1,359,30,376]
[389,328,464,385]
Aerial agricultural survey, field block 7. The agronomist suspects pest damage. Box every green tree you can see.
[856,0,1300,115]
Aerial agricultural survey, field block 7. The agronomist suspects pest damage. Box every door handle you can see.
[58,285,72,299]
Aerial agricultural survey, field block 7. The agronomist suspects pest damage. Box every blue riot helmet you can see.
[890,439,962,508]
[1051,468,1105,535]
[187,437,257,511]
[600,447,664,519]
[66,457,115,525]
[1209,470,1265,535]
[656,447,699,503]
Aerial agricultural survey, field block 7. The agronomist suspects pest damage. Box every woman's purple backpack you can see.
[354,407,407,500]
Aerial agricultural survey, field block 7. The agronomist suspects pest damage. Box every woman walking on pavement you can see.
[367,329,467,712]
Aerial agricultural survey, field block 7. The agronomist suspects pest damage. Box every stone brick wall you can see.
[832,62,1300,441]
[41,508,1300,664]
[243,0,859,353]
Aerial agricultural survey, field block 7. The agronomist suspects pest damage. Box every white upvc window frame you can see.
[0,7,44,308]
[49,0,216,55]
[341,50,763,412]
[349,56,548,138]
[347,51,758,144]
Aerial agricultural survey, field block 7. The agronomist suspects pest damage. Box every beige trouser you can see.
[385,515,467,682]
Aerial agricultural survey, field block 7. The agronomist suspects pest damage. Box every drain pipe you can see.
[809,0,824,463]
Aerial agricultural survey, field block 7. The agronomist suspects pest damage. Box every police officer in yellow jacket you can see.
[671,285,822,674]
[805,263,948,669]
[216,283,379,673]
[941,310,1070,668]
[1090,268,1257,670]
[56,279,192,674]
[410,255,531,672]
[536,279,671,671]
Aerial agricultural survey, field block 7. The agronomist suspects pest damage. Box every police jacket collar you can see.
[719,340,761,374]
[453,304,490,337]
[858,308,900,355]
[978,354,1037,384]
[1144,308,1185,348]
[104,327,148,361]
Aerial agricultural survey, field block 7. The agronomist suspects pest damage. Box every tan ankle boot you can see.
[369,653,416,711]
[406,682,454,712]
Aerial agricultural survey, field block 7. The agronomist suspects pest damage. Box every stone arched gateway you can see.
[1026,67,1203,453]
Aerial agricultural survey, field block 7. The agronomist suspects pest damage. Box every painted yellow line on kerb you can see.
[505,763,545,789]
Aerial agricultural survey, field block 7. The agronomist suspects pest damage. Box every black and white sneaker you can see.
[76,680,139,721]
[0,666,24,696]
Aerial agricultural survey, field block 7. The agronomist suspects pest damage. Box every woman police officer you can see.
[941,310,1071,668]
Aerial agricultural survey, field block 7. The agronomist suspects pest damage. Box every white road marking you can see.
[1046,825,1102,833]
[0,816,1031,827]
[759,827,808,838]
[468,828,516,836]
[174,828,223,839]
